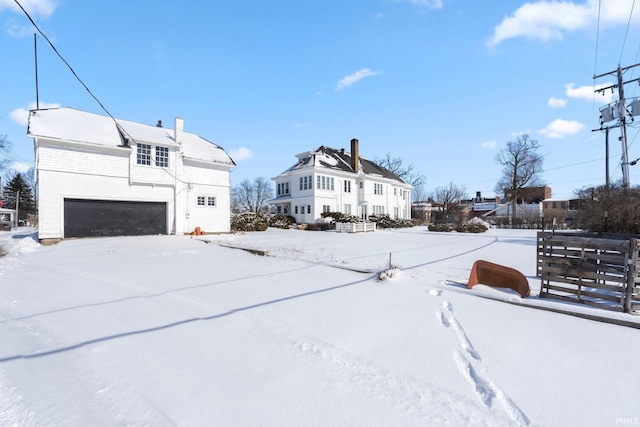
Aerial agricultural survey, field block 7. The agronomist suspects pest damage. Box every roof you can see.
[281,145,407,184]
[27,108,235,167]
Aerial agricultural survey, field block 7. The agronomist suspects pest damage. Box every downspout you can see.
[174,117,184,235]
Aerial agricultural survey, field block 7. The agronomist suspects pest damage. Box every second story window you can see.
[137,143,151,165]
[277,182,290,196]
[156,146,169,167]
[374,183,383,195]
[344,180,351,193]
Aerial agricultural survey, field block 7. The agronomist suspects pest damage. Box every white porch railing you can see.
[335,222,376,233]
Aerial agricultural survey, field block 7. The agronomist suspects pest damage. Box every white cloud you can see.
[481,141,497,150]
[566,82,614,104]
[548,97,567,108]
[229,147,252,162]
[539,118,584,139]
[10,101,60,126]
[335,68,380,92]
[488,0,640,47]
[0,0,58,19]
[10,162,32,173]
[394,0,443,9]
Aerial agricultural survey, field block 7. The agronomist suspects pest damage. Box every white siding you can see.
[36,139,232,239]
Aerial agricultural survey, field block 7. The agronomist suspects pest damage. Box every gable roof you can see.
[282,145,407,184]
[27,107,235,167]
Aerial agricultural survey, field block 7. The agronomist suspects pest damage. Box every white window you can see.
[156,146,169,167]
[137,143,151,165]
[197,196,216,207]
[394,207,399,219]
[323,205,330,213]
[344,204,351,215]
[374,183,383,195]
[277,182,290,196]
[299,177,304,191]
[344,180,351,193]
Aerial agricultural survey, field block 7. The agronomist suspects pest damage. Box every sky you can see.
[0,225,639,425]
[3,0,640,199]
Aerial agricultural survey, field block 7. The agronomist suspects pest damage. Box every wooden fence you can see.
[537,232,640,314]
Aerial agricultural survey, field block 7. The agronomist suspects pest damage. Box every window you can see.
[277,182,290,196]
[394,188,397,196]
[316,175,335,191]
[197,196,217,207]
[394,207,399,219]
[137,143,151,165]
[374,183,383,195]
[307,205,311,214]
[344,180,351,193]
[299,177,303,191]
[323,205,330,213]
[373,205,384,215]
[156,146,169,167]
[344,204,351,215]
[295,206,299,214]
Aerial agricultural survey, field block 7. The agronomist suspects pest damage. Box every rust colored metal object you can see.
[467,260,530,298]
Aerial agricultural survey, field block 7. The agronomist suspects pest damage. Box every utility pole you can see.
[594,63,640,189]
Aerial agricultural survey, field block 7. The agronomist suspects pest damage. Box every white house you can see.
[28,108,235,240]
[271,139,412,223]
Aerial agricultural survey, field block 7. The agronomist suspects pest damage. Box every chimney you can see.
[350,138,359,172]
[156,120,163,128]
[174,117,184,145]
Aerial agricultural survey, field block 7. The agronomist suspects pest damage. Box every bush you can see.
[369,214,414,229]
[231,212,269,232]
[269,215,296,229]
[428,223,454,232]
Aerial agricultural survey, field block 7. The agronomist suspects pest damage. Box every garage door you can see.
[64,199,167,238]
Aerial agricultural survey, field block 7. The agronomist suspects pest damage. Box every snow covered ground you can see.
[0,226,639,426]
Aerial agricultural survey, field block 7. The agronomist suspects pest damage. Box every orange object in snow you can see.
[467,260,530,298]
[194,227,201,235]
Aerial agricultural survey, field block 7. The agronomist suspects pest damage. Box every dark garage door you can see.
[64,199,167,238]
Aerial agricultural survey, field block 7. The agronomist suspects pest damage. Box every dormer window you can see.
[156,146,169,167]
[137,143,151,165]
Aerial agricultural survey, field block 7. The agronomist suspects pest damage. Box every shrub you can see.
[231,212,269,232]
[369,214,414,229]
[428,223,454,232]
[269,215,296,229]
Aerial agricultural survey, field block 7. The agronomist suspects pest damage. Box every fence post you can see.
[625,238,638,313]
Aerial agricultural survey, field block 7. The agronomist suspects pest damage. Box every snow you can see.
[1,226,639,426]
[27,108,234,166]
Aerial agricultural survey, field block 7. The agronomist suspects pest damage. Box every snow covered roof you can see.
[282,145,407,184]
[27,108,235,167]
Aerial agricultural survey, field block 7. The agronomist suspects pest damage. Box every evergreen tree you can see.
[2,173,36,221]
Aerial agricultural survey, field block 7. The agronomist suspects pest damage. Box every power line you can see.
[13,0,188,185]
[619,0,637,64]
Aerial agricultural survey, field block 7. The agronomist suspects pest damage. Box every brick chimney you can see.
[174,117,184,145]
[350,138,359,172]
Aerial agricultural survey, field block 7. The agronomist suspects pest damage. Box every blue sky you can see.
[2,0,640,199]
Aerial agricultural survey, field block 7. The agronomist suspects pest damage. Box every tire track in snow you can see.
[436,299,530,426]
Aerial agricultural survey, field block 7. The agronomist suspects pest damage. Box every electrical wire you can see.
[619,0,637,65]
[13,0,189,184]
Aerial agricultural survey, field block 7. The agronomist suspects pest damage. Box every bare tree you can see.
[374,152,426,191]
[0,135,13,173]
[232,177,274,214]
[494,133,544,225]
[431,182,467,222]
